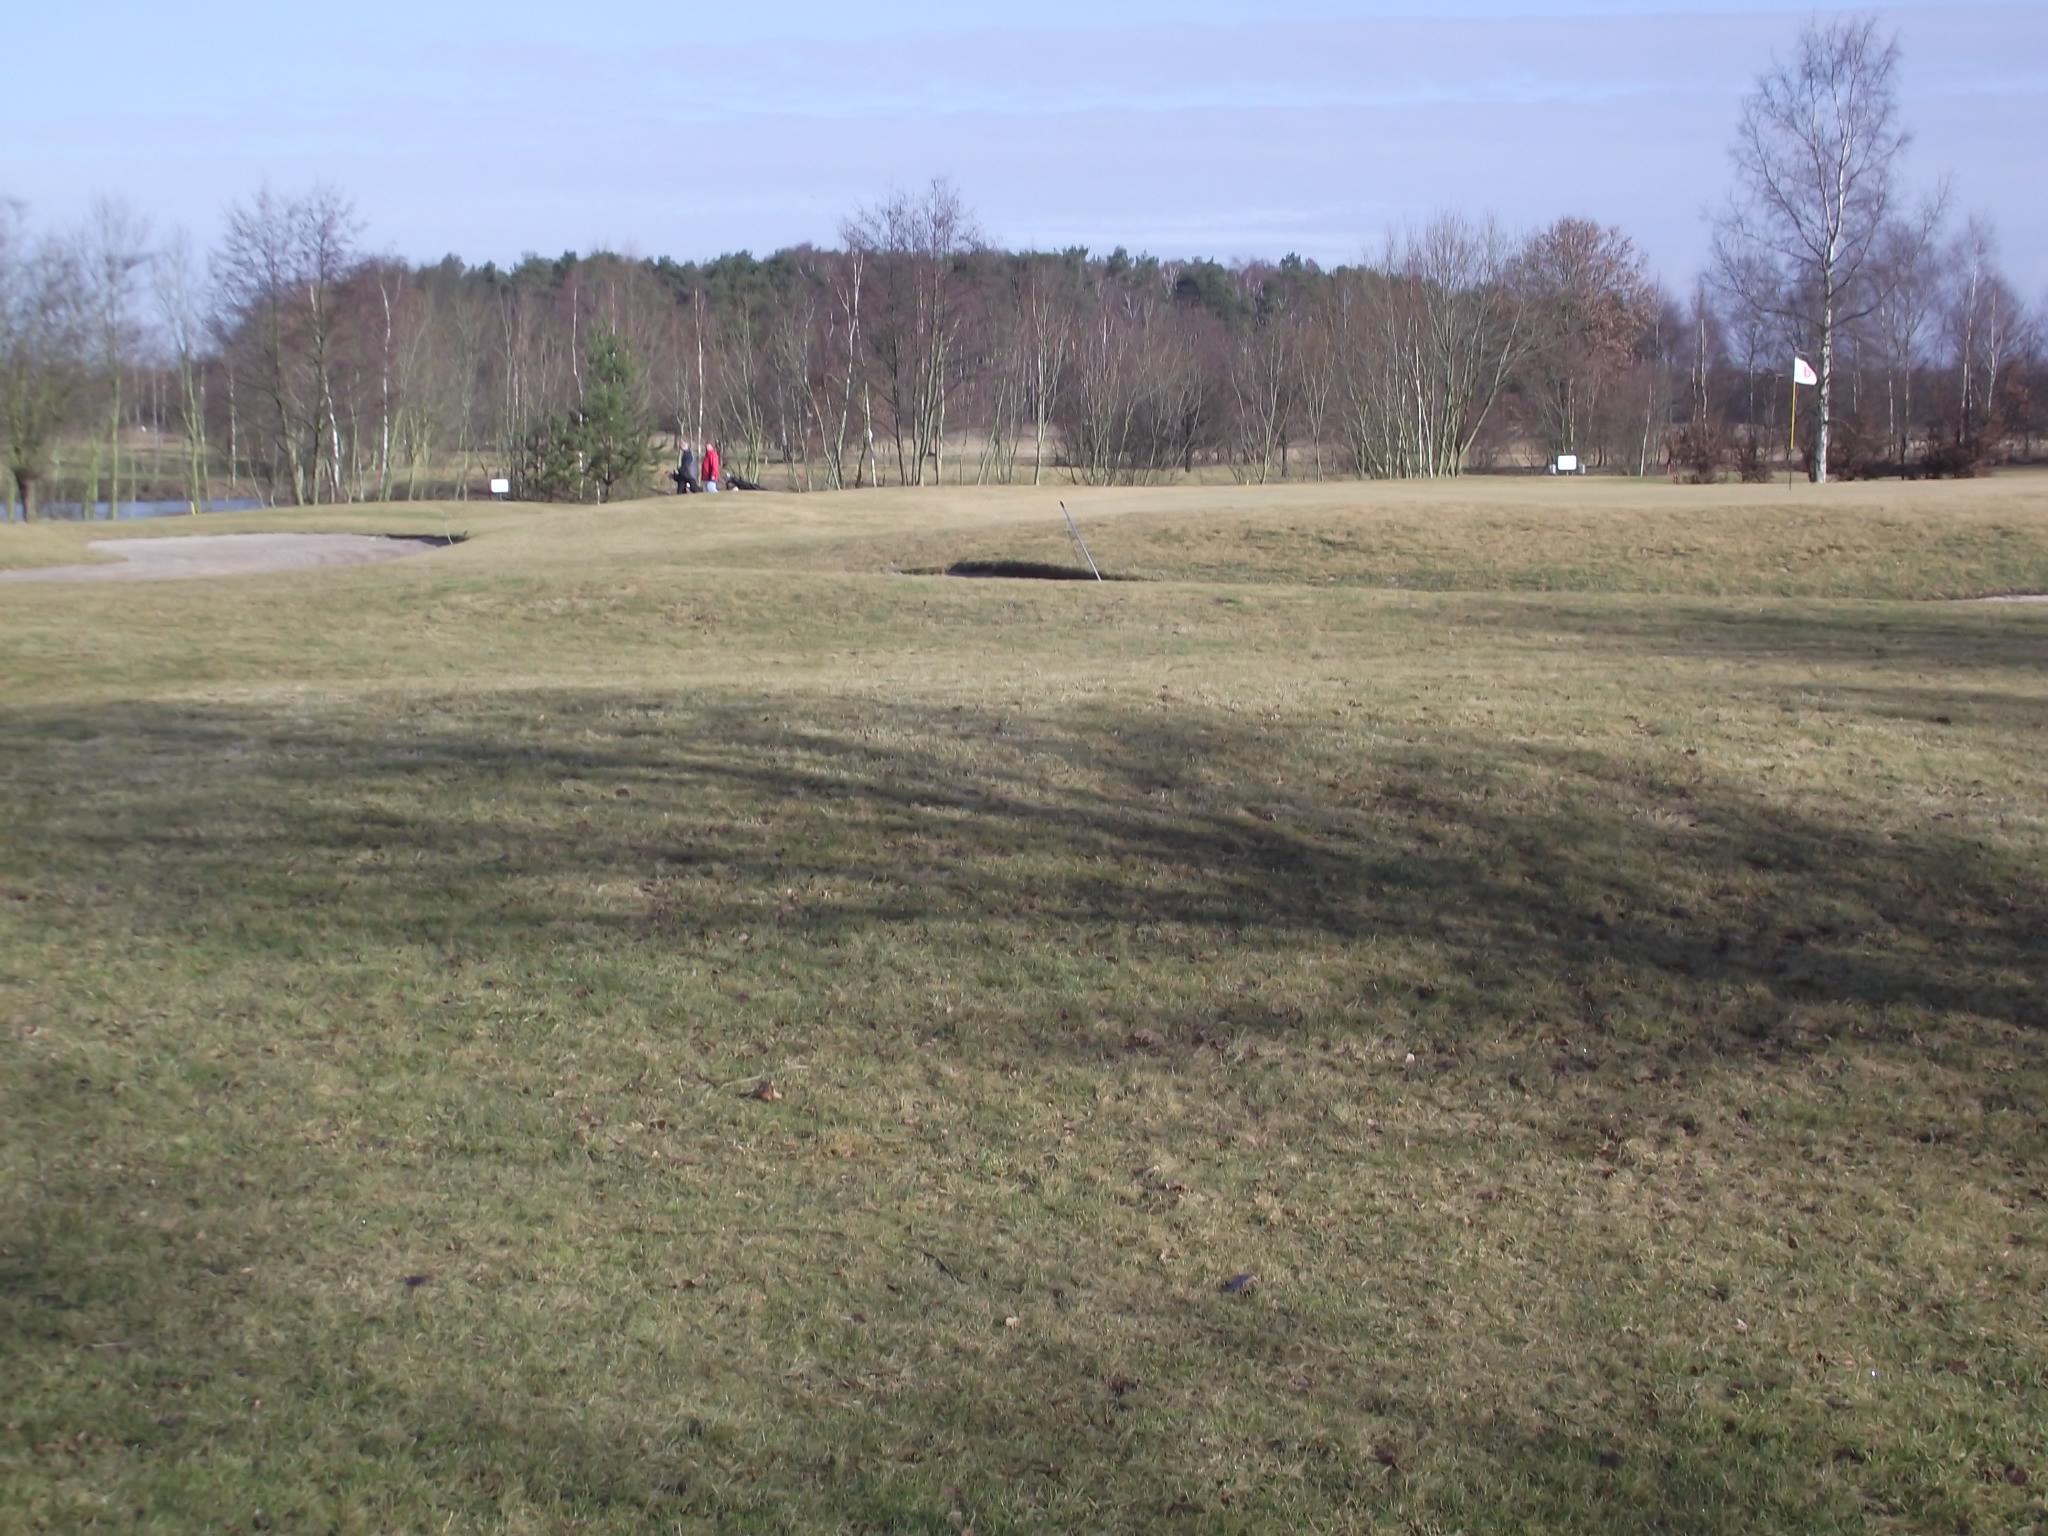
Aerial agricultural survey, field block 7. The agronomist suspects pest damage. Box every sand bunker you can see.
[0,533,451,584]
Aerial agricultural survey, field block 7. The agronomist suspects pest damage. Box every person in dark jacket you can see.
[671,444,699,493]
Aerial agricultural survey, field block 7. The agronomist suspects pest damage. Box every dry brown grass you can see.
[2,475,2046,1532]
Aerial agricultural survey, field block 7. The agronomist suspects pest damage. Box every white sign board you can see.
[1553,454,1579,474]
[489,477,511,497]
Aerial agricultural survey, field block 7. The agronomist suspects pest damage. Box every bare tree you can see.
[153,228,211,512]
[1933,217,2032,472]
[830,248,874,488]
[1280,262,1338,480]
[965,275,1020,485]
[436,273,493,498]
[1518,217,1657,464]
[844,180,980,486]
[1683,279,1722,430]
[348,260,442,500]
[1062,282,1141,486]
[1061,270,1191,486]
[1017,255,1077,485]
[759,278,818,490]
[1052,260,1217,487]
[1863,204,1944,464]
[712,294,769,482]
[1716,17,1909,482]
[212,185,362,504]
[1337,217,1532,479]
[1227,314,1294,483]
[0,207,89,520]
[80,200,150,518]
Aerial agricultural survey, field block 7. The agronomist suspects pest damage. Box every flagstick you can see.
[1788,384,1797,486]
[1787,356,1817,485]
[1060,502,1103,582]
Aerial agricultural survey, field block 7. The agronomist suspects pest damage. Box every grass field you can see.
[3,475,2047,1533]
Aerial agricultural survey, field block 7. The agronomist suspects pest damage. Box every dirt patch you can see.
[0,533,458,584]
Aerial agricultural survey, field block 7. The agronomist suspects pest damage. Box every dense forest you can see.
[1,176,2036,519]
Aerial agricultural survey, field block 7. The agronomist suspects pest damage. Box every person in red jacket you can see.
[701,442,721,492]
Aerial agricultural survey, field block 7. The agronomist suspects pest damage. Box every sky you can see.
[10,1,2047,293]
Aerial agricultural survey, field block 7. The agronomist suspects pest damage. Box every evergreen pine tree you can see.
[578,325,655,503]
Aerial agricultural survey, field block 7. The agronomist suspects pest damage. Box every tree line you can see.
[2,19,2039,519]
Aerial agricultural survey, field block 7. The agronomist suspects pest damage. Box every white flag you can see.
[1792,356,1819,386]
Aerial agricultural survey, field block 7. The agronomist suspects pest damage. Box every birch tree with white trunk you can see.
[84,199,150,518]
[844,180,979,486]
[153,228,211,512]
[1715,17,1908,482]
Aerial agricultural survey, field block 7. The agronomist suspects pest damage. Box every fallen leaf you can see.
[403,1274,431,1288]
[1123,1030,1162,1051]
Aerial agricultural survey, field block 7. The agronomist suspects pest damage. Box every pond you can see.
[22,498,268,523]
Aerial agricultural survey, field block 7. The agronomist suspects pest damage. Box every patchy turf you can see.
[2,478,2046,1533]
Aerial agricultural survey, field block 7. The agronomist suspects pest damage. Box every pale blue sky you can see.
[12,2,2046,292]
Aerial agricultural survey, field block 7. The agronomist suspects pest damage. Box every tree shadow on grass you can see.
[3,685,2043,1533]
[1479,593,2048,676]
[1,686,2042,1047]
